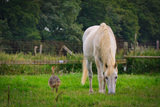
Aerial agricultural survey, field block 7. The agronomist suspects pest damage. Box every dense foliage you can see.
[78,0,160,43]
[0,0,160,46]
[38,0,83,44]
[0,0,41,40]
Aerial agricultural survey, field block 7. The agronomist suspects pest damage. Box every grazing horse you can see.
[81,23,118,94]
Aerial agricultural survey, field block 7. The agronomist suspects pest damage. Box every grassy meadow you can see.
[0,50,160,106]
[0,73,160,107]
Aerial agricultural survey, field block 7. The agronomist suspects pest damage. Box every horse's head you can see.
[104,63,118,94]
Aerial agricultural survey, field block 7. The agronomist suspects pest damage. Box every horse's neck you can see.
[101,48,116,66]
[99,32,116,66]
[92,24,116,66]
[107,53,116,66]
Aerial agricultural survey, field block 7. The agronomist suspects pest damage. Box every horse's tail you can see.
[81,59,88,85]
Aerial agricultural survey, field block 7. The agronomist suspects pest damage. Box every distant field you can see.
[0,73,160,107]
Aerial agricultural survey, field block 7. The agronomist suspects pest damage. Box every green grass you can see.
[0,73,160,107]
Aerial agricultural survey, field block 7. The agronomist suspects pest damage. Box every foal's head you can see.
[104,63,118,94]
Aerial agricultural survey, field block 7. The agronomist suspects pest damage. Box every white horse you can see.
[81,23,118,94]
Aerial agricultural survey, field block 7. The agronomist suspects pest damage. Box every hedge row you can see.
[0,48,160,75]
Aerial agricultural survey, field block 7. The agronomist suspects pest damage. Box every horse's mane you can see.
[98,23,116,66]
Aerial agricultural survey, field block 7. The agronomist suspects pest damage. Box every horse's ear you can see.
[114,63,117,68]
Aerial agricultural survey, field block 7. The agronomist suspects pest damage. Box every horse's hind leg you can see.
[87,60,93,93]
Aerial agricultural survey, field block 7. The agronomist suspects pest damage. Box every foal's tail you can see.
[81,59,88,85]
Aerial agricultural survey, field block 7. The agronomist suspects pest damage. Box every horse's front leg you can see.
[95,57,104,93]
[103,76,106,93]
[86,60,93,93]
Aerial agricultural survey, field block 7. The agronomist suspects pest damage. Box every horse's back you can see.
[83,23,117,61]
[82,25,99,42]
[83,25,99,59]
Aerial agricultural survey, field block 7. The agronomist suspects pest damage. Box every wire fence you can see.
[0,40,83,55]
[0,39,125,75]
[0,39,158,54]
[0,39,158,55]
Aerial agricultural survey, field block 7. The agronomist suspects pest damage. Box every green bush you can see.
[0,63,124,75]
[2,49,159,75]
[0,52,126,75]
[127,58,160,74]
[126,48,160,74]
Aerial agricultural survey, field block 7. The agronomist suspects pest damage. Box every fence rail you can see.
[124,56,160,59]
[1,56,160,65]
[0,59,126,65]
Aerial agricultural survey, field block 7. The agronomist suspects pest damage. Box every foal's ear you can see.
[114,63,117,68]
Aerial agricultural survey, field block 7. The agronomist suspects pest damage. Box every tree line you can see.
[0,0,159,45]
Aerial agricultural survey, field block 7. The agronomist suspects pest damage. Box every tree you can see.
[0,0,41,52]
[0,0,41,40]
[78,0,106,30]
[105,0,139,42]
[38,0,83,44]
[78,0,139,42]
[128,0,160,43]
[0,19,11,40]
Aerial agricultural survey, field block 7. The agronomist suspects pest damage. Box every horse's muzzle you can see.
[108,91,115,94]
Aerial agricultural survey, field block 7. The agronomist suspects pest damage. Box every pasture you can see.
[0,73,160,107]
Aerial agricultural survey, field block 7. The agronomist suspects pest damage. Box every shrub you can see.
[126,48,160,74]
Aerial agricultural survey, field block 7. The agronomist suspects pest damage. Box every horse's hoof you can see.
[99,90,105,94]
[89,89,94,94]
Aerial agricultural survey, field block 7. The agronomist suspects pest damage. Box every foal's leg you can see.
[56,88,58,93]
[52,88,55,93]
[86,60,93,93]
[95,57,104,93]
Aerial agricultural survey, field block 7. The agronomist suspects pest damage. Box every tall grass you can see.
[128,48,160,56]
[0,52,83,61]
[0,48,160,75]
[0,52,123,75]
[0,52,83,75]
[0,51,124,61]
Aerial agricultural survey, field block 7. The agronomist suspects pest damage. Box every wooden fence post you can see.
[34,46,38,55]
[39,44,43,54]
[8,85,10,106]
[123,42,128,55]
[59,45,74,56]
[134,33,137,50]
[156,40,159,50]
